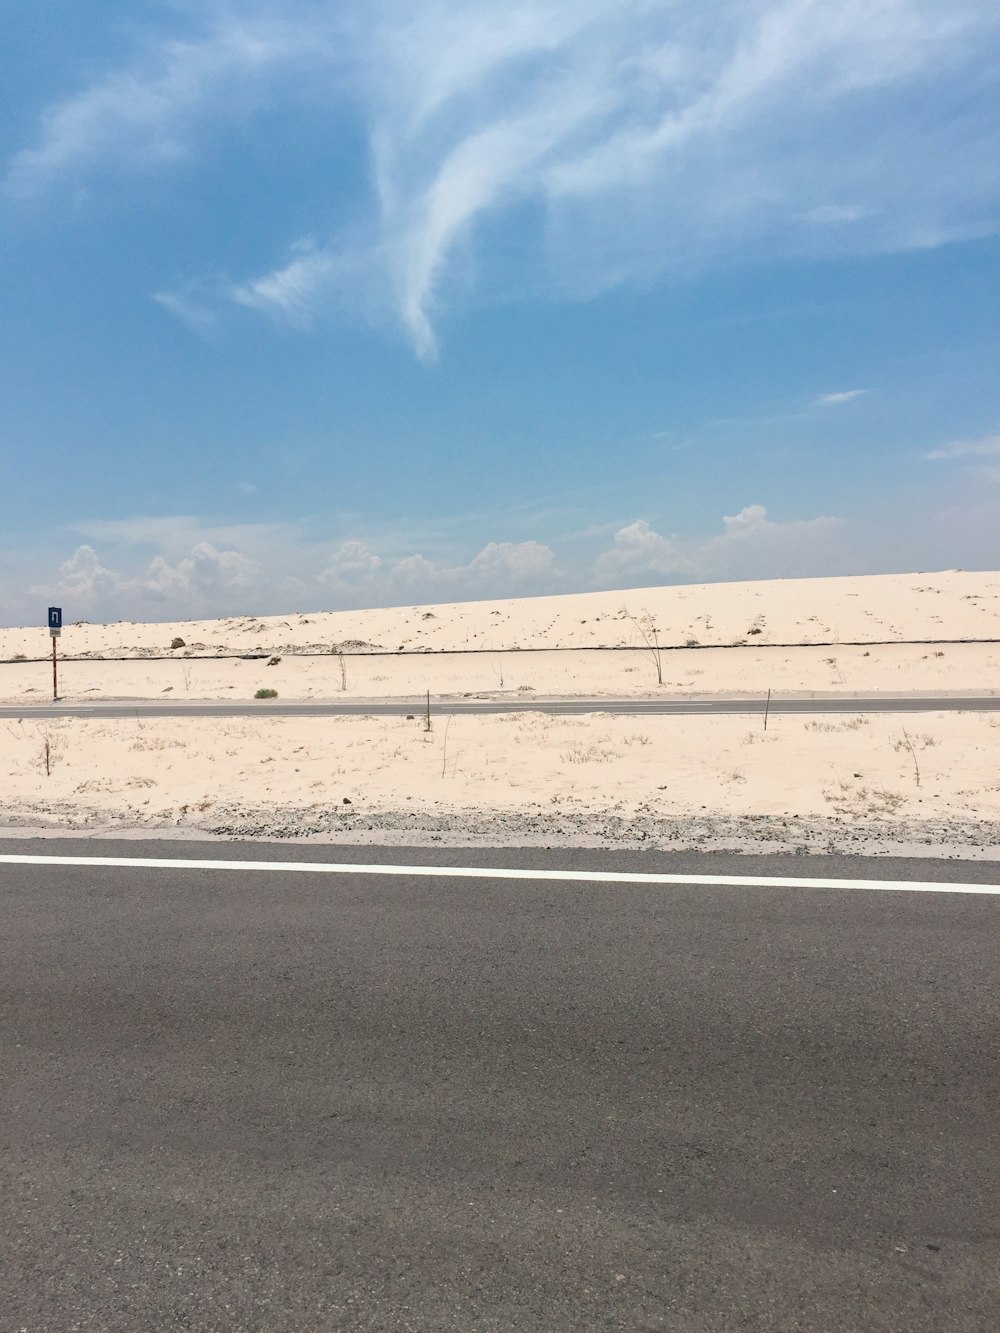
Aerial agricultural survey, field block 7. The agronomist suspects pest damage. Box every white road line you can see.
[0,854,997,894]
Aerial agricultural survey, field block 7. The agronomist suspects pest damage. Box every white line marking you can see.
[0,855,996,894]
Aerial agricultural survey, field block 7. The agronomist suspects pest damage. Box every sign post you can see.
[48,607,62,700]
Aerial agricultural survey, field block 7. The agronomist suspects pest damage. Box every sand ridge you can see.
[2,570,998,855]
[3,569,999,662]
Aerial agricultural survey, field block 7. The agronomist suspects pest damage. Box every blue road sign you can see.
[48,607,62,630]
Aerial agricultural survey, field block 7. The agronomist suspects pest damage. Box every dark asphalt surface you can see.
[2,841,998,1332]
[2,693,999,720]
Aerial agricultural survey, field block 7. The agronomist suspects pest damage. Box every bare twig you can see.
[622,607,664,686]
[424,690,432,733]
[764,688,771,732]
[36,726,53,776]
[899,727,921,787]
[337,650,348,692]
[441,715,454,777]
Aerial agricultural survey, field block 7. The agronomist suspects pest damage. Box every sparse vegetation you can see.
[622,606,665,685]
[562,744,616,764]
[41,733,53,775]
[806,716,868,733]
[254,688,278,699]
[441,715,454,777]
[894,728,922,787]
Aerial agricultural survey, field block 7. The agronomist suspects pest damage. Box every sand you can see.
[2,570,999,855]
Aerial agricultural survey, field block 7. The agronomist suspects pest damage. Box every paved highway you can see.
[2,841,997,1331]
[2,692,998,720]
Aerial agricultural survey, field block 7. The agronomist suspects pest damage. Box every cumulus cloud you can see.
[390,541,560,595]
[462,540,557,584]
[594,520,689,586]
[595,506,845,586]
[142,542,259,601]
[30,545,124,604]
[316,540,383,587]
[392,553,438,585]
[7,1,999,355]
[27,538,260,617]
[702,505,843,576]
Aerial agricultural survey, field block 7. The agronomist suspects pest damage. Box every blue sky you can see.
[2,0,999,624]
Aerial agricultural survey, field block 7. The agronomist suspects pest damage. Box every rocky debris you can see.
[0,793,972,856]
[170,637,186,649]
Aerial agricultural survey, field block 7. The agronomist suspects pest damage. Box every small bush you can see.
[255,688,278,699]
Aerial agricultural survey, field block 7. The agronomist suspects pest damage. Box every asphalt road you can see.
[2,841,998,1332]
[2,692,999,720]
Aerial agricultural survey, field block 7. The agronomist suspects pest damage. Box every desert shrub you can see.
[254,688,278,699]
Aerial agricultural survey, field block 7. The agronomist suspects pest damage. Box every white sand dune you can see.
[3,569,999,661]
[2,570,998,854]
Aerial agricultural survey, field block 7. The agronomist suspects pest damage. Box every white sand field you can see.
[2,570,999,854]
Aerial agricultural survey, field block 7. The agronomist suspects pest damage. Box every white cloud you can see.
[30,545,124,604]
[801,204,874,225]
[7,2,998,355]
[26,537,259,615]
[152,285,218,334]
[594,520,689,586]
[462,540,557,584]
[142,542,258,602]
[926,433,1000,461]
[391,541,560,593]
[390,553,435,581]
[229,239,338,326]
[595,506,845,585]
[69,514,294,559]
[2,6,346,200]
[814,389,867,407]
[316,540,383,587]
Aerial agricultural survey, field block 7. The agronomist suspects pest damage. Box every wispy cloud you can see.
[814,389,868,407]
[4,11,327,199]
[926,433,1000,461]
[7,1,1000,355]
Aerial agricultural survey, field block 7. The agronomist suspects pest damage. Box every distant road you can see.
[1,693,999,719]
[2,841,998,1332]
